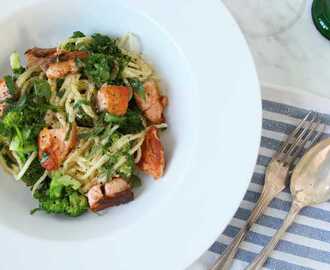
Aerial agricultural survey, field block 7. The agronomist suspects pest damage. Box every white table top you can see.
[222,0,330,99]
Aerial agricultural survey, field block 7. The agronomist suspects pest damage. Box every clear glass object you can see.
[222,0,307,37]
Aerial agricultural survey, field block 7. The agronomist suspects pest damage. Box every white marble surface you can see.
[223,0,330,99]
[188,1,330,269]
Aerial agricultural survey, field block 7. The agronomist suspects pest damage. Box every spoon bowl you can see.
[291,138,330,205]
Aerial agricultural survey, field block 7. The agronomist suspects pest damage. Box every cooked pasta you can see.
[0,31,168,217]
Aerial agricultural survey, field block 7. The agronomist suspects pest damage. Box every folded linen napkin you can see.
[188,84,330,270]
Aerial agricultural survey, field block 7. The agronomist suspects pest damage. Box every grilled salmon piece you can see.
[46,51,89,79]
[134,80,167,124]
[87,178,134,211]
[38,124,77,171]
[25,47,57,70]
[97,85,130,116]
[138,127,165,179]
[25,47,88,79]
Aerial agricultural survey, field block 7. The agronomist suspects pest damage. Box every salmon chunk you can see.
[38,124,77,170]
[138,127,165,179]
[87,178,134,211]
[97,85,130,116]
[134,80,167,124]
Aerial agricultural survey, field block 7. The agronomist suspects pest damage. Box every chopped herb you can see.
[21,158,44,186]
[104,113,125,124]
[76,109,94,127]
[4,75,16,96]
[104,111,144,134]
[65,123,73,140]
[56,78,64,89]
[33,79,51,99]
[30,208,41,215]
[79,126,105,139]
[81,54,111,86]
[128,78,145,100]
[73,99,90,109]
[71,31,85,38]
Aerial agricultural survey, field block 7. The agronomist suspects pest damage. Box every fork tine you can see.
[278,111,313,154]
[285,119,322,164]
[309,123,325,147]
[285,113,318,156]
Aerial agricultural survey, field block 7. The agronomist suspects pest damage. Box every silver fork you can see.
[210,111,324,270]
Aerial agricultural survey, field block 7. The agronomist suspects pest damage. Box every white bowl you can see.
[0,0,261,269]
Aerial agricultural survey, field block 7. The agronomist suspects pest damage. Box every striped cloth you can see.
[188,85,330,270]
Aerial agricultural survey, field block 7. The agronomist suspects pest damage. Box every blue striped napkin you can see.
[188,84,330,270]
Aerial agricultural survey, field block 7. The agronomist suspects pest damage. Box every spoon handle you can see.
[210,187,280,270]
[245,201,304,270]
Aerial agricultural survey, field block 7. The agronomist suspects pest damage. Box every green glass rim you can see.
[312,0,330,40]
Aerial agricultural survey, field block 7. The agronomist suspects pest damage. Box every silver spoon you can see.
[246,138,330,270]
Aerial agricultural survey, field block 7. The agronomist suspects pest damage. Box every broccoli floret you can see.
[39,189,88,217]
[66,192,89,217]
[34,172,88,217]
[49,172,81,199]
[40,197,69,215]
[39,190,88,217]
[3,111,22,127]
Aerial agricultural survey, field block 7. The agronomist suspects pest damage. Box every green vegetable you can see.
[71,31,85,38]
[21,158,44,186]
[38,190,88,217]
[79,126,105,139]
[128,78,145,100]
[9,130,37,155]
[49,172,81,199]
[127,175,142,188]
[80,53,111,86]
[56,78,64,90]
[73,99,90,109]
[33,79,51,99]
[101,132,135,179]
[104,110,144,134]
[3,110,22,127]
[61,31,91,51]
[118,154,134,179]
[40,152,48,164]
[90,33,122,55]
[73,100,94,127]
[4,75,16,96]
[0,79,56,168]
[66,192,89,217]
[74,32,130,86]
[10,52,25,75]
[34,173,88,217]
[30,208,41,215]
[76,111,94,128]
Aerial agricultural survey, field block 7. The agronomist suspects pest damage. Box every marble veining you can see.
[222,0,330,99]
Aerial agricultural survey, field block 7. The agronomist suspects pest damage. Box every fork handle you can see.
[245,201,304,270]
[210,187,280,270]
